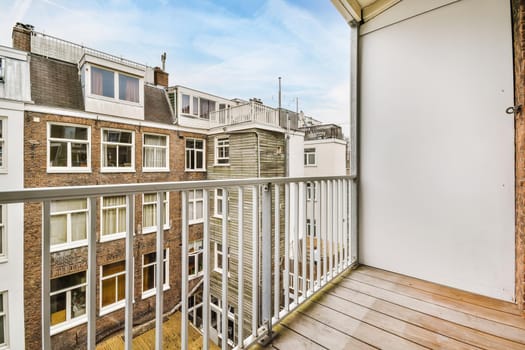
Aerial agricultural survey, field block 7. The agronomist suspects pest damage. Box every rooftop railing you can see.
[209,102,279,128]
[0,175,357,349]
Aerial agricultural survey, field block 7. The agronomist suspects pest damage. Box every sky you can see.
[0,0,350,135]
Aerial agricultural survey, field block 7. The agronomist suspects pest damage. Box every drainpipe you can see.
[349,21,359,263]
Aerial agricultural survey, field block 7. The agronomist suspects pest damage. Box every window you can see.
[185,138,205,171]
[50,199,88,251]
[0,118,5,171]
[118,74,139,103]
[306,182,317,201]
[0,205,5,261]
[188,286,203,331]
[199,98,216,119]
[0,292,7,348]
[192,97,199,116]
[188,190,204,224]
[210,296,236,347]
[100,261,126,314]
[306,219,317,237]
[304,148,316,166]
[143,134,168,170]
[50,271,87,334]
[91,66,114,98]
[101,196,127,241]
[48,123,90,171]
[102,129,134,170]
[181,94,190,114]
[189,240,204,279]
[215,137,230,165]
[142,192,169,234]
[214,243,230,275]
[214,189,224,217]
[142,249,169,298]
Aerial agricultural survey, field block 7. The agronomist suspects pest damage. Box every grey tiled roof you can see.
[144,85,174,125]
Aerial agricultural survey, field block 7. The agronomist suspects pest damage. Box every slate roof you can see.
[144,85,174,125]
[30,54,84,110]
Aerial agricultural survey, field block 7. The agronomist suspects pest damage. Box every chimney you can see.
[12,23,34,52]
[154,67,169,87]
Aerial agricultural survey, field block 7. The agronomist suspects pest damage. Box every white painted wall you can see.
[359,0,515,300]
[0,46,28,349]
[303,139,347,177]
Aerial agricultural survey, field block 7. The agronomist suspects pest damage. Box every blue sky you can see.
[0,0,350,134]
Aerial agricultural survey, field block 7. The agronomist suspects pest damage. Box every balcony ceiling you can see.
[331,0,401,23]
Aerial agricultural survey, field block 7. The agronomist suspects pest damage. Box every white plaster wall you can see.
[359,0,515,300]
[303,139,347,177]
[0,103,26,349]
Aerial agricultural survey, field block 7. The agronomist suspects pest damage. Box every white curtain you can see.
[102,196,126,235]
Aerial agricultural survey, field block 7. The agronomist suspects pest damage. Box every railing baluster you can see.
[88,197,97,350]
[301,182,307,296]
[315,181,321,290]
[351,179,358,264]
[237,187,244,348]
[203,190,210,350]
[181,191,189,350]
[221,188,229,350]
[321,181,327,285]
[251,186,259,336]
[293,183,299,303]
[328,181,333,278]
[155,191,164,350]
[344,179,349,267]
[309,183,314,293]
[284,183,290,311]
[335,180,340,273]
[42,201,51,350]
[124,194,134,350]
[274,184,280,320]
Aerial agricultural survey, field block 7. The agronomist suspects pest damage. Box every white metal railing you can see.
[0,175,357,350]
[209,102,279,128]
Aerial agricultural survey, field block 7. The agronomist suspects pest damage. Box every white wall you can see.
[303,139,347,177]
[359,0,515,300]
[0,46,28,349]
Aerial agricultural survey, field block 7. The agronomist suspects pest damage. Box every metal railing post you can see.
[87,197,97,350]
[124,194,134,350]
[155,192,164,350]
[181,191,189,350]
[42,201,51,350]
[261,183,272,337]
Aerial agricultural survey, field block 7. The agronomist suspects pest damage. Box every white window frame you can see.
[99,261,126,315]
[100,196,127,242]
[189,240,204,279]
[214,242,230,276]
[0,205,5,262]
[89,64,141,105]
[142,133,169,172]
[101,128,135,172]
[50,271,88,335]
[215,136,230,166]
[306,218,317,237]
[142,192,169,234]
[50,199,89,252]
[304,148,316,166]
[188,189,204,224]
[306,182,317,201]
[214,188,224,218]
[0,291,8,349]
[142,249,170,299]
[185,138,205,171]
[0,117,6,173]
[47,122,91,173]
[210,296,236,347]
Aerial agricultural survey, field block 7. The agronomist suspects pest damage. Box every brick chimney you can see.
[12,23,34,52]
[154,67,169,87]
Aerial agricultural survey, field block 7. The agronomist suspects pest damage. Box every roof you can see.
[30,54,85,110]
[144,85,174,125]
[331,0,401,23]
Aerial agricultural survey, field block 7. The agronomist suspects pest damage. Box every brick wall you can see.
[23,111,206,349]
[12,23,31,52]
[513,0,525,315]
[154,67,169,88]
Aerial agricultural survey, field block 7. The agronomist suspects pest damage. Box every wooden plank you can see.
[252,323,327,350]
[339,279,525,345]
[348,271,525,329]
[358,266,521,316]
[327,286,525,350]
[280,309,376,350]
[315,293,480,350]
[296,304,426,350]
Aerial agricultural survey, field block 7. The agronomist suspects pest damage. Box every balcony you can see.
[209,102,279,129]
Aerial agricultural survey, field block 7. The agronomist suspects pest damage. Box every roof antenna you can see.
[161,52,166,71]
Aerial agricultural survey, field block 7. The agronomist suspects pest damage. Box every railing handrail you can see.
[209,101,279,127]
[0,175,355,204]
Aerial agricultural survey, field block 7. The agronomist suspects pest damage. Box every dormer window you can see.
[90,66,139,103]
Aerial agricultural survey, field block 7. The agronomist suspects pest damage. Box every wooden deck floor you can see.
[257,266,525,350]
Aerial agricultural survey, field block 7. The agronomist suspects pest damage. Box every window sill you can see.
[100,232,126,243]
[101,168,136,173]
[304,165,317,167]
[141,285,170,300]
[214,163,230,167]
[50,240,88,253]
[185,169,207,172]
[142,168,170,173]
[189,272,204,280]
[100,301,125,316]
[189,219,204,225]
[50,315,87,336]
[142,225,170,234]
[0,169,7,174]
[0,256,7,264]
[47,167,92,174]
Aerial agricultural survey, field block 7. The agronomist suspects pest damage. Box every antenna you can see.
[161,52,167,71]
